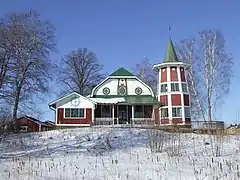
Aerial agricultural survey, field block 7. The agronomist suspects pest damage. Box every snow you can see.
[0,127,240,180]
[89,97,125,104]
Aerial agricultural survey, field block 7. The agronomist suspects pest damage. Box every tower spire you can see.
[168,25,171,39]
[163,39,180,63]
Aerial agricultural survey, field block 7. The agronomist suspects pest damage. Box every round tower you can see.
[153,39,191,126]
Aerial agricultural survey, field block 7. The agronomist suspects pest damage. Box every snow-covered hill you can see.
[0,127,240,180]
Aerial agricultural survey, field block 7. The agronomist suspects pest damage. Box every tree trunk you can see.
[12,87,21,132]
[208,93,212,122]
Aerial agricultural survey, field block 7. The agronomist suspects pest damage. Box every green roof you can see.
[92,95,164,107]
[109,67,134,77]
[124,96,158,105]
[163,39,180,63]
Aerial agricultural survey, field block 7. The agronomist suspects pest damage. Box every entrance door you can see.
[118,105,128,124]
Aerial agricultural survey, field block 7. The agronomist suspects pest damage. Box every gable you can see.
[91,77,154,97]
[49,92,96,109]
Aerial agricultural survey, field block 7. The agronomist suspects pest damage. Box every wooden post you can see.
[112,104,114,125]
[132,105,134,124]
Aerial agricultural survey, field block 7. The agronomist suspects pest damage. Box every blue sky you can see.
[1,0,240,123]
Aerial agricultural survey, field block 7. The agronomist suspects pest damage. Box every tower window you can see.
[184,107,191,117]
[171,83,179,92]
[161,108,168,118]
[161,84,168,92]
[172,107,182,117]
[182,83,188,92]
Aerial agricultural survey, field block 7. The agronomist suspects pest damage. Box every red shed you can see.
[17,116,52,132]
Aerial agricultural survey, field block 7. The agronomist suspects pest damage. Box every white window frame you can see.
[184,107,191,118]
[172,107,182,117]
[64,108,86,118]
[171,83,179,92]
[182,83,188,93]
[161,108,169,118]
[20,126,28,132]
[160,84,168,93]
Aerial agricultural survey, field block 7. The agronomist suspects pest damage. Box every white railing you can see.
[130,118,154,125]
[94,117,154,125]
[131,118,153,121]
[95,117,113,121]
[95,117,119,125]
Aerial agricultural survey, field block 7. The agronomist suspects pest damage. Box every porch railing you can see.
[94,117,154,125]
[130,118,154,125]
[94,117,119,125]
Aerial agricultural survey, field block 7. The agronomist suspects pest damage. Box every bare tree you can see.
[133,57,158,95]
[57,48,105,96]
[176,29,233,121]
[176,38,206,120]
[0,22,14,95]
[0,10,56,122]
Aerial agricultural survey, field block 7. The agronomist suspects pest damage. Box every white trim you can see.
[112,105,115,125]
[89,97,125,104]
[55,108,58,125]
[177,66,185,123]
[158,68,161,97]
[126,105,129,122]
[90,77,109,97]
[132,105,134,122]
[167,67,172,123]
[56,124,91,127]
[90,76,155,97]
[153,62,187,71]
[92,106,95,123]
[63,108,86,119]
[49,92,97,108]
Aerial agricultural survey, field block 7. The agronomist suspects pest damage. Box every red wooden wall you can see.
[57,108,92,124]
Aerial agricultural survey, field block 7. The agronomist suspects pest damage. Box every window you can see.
[161,108,168,118]
[184,107,191,117]
[172,107,182,117]
[161,84,168,93]
[171,83,179,92]
[20,126,28,132]
[65,108,71,117]
[102,105,111,117]
[65,108,85,118]
[134,105,144,118]
[182,83,188,93]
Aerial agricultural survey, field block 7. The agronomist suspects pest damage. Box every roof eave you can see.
[153,62,185,70]
[109,75,135,78]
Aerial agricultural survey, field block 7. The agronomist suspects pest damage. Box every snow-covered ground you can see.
[0,127,240,180]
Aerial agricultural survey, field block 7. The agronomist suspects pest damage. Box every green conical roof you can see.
[109,67,134,76]
[163,39,180,63]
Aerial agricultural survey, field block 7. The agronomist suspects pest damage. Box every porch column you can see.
[92,105,95,125]
[132,105,134,124]
[112,104,115,125]
[143,105,144,118]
